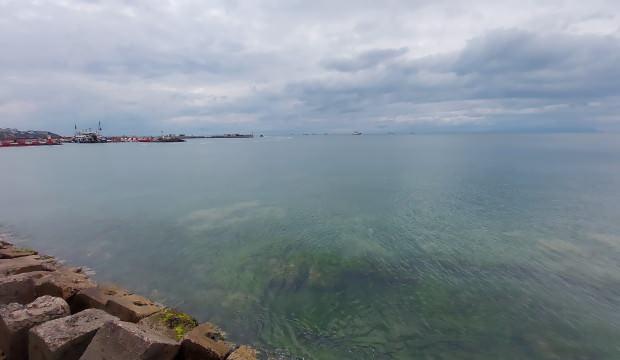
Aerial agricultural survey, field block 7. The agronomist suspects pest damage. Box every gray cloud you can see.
[1,0,619,134]
[322,47,409,72]
[223,30,620,133]
[453,31,620,99]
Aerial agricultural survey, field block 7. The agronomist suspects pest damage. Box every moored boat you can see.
[0,138,62,147]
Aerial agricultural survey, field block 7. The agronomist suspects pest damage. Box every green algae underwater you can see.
[1,134,620,359]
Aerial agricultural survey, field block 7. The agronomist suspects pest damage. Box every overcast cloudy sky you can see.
[1,0,620,134]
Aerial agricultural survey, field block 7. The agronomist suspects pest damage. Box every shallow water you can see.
[1,134,620,359]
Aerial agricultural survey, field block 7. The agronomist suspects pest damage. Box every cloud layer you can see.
[1,0,619,134]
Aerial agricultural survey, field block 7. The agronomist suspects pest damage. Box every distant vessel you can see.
[133,135,185,143]
[73,131,107,143]
[352,131,362,135]
[0,138,61,147]
[208,133,254,139]
[73,122,107,143]
[156,134,185,142]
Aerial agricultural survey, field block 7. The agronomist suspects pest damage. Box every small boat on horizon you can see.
[208,133,254,139]
[352,131,362,135]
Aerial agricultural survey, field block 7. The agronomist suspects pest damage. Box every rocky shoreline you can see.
[0,237,257,360]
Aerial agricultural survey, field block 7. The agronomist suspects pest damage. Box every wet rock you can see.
[0,256,56,276]
[1,267,95,304]
[34,267,97,301]
[28,309,118,360]
[138,308,198,341]
[105,293,162,323]
[0,274,38,305]
[65,267,84,274]
[0,238,12,247]
[0,246,37,259]
[0,296,70,360]
[70,284,130,313]
[73,285,162,323]
[181,322,235,360]
[79,320,179,360]
[228,345,258,360]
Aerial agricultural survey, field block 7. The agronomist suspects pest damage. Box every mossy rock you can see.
[138,308,199,340]
[13,246,36,253]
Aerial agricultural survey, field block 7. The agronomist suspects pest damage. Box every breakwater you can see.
[0,234,257,360]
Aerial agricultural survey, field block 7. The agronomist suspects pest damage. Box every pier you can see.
[0,236,256,360]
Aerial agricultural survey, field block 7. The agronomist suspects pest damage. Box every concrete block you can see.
[181,322,235,360]
[29,309,118,360]
[228,345,258,360]
[0,246,37,259]
[105,293,162,323]
[0,256,56,276]
[0,296,70,360]
[79,320,179,360]
[72,285,160,322]
[0,274,38,305]
[70,284,129,313]
[138,309,198,341]
[34,267,96,301]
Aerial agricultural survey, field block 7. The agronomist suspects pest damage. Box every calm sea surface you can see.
[1,134,620,359]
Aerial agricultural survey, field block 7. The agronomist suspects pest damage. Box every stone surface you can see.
[34,267,96,301]
[227,345,257,360]
[29,309,118,360]
[105,293,162,323]
[0,256,56,276]
[181,322,235,360]
[0,296,70,360]
[79,320,179,360]
[0,273,39,305]
[1,267,96,305]
[138,309,198,341]
[72,286,161,323]
[0,247,37,259]
[70,284,129,313]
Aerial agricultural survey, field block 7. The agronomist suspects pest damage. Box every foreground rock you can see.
[79,320,179,360]
[0,296,70,360]
[0,273,38,305]
[28,309,118,360]
[34,268,96,301]
[1,267,95,306]
[228,345,258,360]
[138,308,198,341]
[0,256,56,276]
[72,285,161,323]
[180,322,235,360]
[0,240,257,359]
[106,293,162,323]
[70,284,129,313]
[0,246,37,259]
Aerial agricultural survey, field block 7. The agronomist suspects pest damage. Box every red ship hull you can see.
[0,139,62,147]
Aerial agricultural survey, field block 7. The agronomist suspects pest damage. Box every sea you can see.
[1,134,619,359]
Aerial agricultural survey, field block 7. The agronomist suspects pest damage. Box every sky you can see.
[1,0,619,135]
